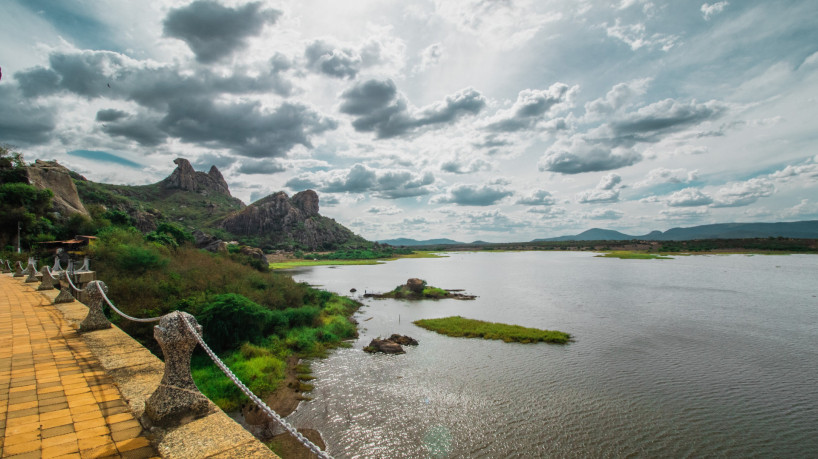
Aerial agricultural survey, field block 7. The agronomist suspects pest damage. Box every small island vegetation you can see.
[413,316,570,344]
[596,251,673,259]
[365,278,476,300]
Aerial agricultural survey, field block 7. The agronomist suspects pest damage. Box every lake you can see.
[285,252,818,458]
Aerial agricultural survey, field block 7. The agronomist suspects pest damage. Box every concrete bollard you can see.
[145,311,212,427]
[79,281,112,332]
[24,268,39,283]
[54,287,75,304]
[38,267,57,291]
[13,261,24,278]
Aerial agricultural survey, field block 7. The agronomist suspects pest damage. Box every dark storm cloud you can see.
[102,117,167,146]
[16,67,60,98]
[160,99,337,158]
[95,109,129,122]
[305,39,362,79]
[434,184,512,206]
[0,86,56,145]
[163,0,281,63]
[485,84,574,133]
[338,79,486,138]
[540,140,641,174]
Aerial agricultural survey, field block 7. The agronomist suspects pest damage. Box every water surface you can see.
[286,252,818,458]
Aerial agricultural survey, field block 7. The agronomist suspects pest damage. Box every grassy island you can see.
[596,251,673,259]
[366,278,476,300]
[413,316,570,344]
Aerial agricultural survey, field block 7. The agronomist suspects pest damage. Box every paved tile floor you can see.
[1,275,158,458]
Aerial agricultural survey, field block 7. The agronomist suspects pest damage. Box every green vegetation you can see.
[299,245,413,260]
[270,259,384,269]
[0,146,55,249]
[596,251,673,259]
[371,279,476,300]
[413,316,570,344]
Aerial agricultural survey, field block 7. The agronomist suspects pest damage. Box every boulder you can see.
[26,160,88,216]
[388,334,418,346]
[406,278,425,294]
[364,338,405,354]
[240,246,266,261]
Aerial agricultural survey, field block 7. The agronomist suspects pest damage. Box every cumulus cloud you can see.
[701,2,729,20]
[784,199,818,219]
[584,78,651,120]
[516,189,556,206]
[711,178,774,207]
[608,99,727,144]
[95,109,129,122]
[433,184,513,206]
[338,79,485,138]
[577,173,623,204]
[485,83,576,133]
[526,206,566,218]
[236,159,286,175]
[769,162,818,181]
[415,43,444,72]
[659,207,709,220]
[458,209,531,232]
[440,158,491,174]
[666,187,713,207]
[288,164,435,199]
[539,138,641,174]
[163,0,281,63]
[586,208,624,220]
[304,39,362,79]
[634,167,699,188]
[102,116,167,146]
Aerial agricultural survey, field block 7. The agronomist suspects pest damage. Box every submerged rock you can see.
[389,334,419,346]
[364,338,406,354]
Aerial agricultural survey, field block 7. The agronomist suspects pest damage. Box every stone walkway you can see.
[0,275,158,458]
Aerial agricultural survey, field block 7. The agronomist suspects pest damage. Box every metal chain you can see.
[181,316,332,459]
[96,282,161,323]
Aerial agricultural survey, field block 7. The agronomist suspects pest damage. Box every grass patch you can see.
[596,250,673,259]
[413,316,570,344]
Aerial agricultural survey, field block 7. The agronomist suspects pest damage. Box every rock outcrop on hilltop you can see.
[162,158,232,196]
[26,160,89,216]
[218,190,364,250]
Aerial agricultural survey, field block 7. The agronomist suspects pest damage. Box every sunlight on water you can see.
[286,252,818,458]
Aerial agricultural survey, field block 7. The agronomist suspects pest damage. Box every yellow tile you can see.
[2,428,40,446]
[42,431,78,448]
[43,443,81,458]
[79,442,119,458]
[8,400,38,411]
[76,425,110,439]
[77,434,113,451]
[40,408,72,421]
[104,413,134,425]
[9,384,36,393]
[115,436,151,452]
[2,438,41,455]
[5,413,39,429]
[41,414,74,429]
[75,416,108,432]
[72,409,104,422]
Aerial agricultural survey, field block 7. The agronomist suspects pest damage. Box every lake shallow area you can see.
[285,252,818,458]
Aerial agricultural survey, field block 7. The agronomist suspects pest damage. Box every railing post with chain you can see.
[38,266,57,291]
[145,311,212,427]
[79,280,112,332]
[13,261,24,278]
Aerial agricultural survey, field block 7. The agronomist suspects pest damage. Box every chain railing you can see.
[12,256,331,456]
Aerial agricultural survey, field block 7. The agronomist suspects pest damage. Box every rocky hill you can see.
[68,158,363,251]
[220,190,365,250]
[26,160,89,217]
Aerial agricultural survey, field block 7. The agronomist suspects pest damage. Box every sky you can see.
[1,0,817,242]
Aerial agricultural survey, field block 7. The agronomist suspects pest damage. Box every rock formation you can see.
[26,160,88,216]
[364,335,419,354]
[218,190,364,251]
[162,158,231,196]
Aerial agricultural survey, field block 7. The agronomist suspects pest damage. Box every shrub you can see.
[113,243,168,273]
[198,294,273,352]
[283,306,321,328]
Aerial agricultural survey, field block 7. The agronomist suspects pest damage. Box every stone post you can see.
[78,256,90,272]
[38,267,57,291]
[24,267,39,283]
[54,287,75,304]
[145,311,211,427]
[0,260,8,274]
[14,261,25,277]
[79,281,112,332]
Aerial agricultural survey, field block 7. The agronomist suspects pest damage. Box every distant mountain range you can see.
[381,220,818,246]
[378,238,464,246]
[534,220,818,242]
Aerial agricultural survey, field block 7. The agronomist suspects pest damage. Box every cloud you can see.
[516,189,556,206]
[236,159,286,175]
[608,99,727,144]
[415,43,444,72]
[605,19,679,52]
[769,162,818,181]
[485,83,576,132]
[0,86,56,145]
[666,187,713,207]
[584,78,651,120]
[289,164,435,199]
[540,138,641,174]
[458,209,531,232]
[526,206,566,218]
[440,158,491,174]
[634,168,699,188]
[338,79,485,138]
[160,99,337,158]
[577,173,624,203]
[586,208,624,220]
[304,39,363,79]
[95,109,129,122]
[285,176,320,190]
[784,199,818,219]
[367,206,402,215]
[659,207,709,220]
[102,116,167,146]
[701,2,729,21]
[163,0,281,63]
[711,178,774,207]
[434,184,513,206]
